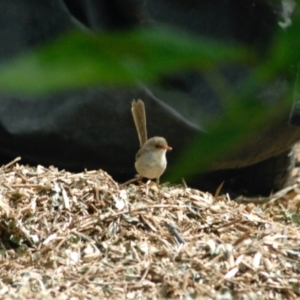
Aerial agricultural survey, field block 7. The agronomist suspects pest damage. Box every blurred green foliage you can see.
[0,6,299,181]
[0,27,251,93]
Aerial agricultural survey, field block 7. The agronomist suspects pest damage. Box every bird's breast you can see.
[135,150,167,179]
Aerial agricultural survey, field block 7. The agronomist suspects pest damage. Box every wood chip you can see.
[0,154,299,299]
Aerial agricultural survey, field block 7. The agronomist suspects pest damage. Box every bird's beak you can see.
[156,144,172,150]
[165,145,172,151]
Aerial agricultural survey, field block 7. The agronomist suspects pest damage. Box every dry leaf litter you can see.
[0,154,299,300]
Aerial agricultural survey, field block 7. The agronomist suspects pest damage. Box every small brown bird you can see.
[132,100,172,183]
[135,136,172,183]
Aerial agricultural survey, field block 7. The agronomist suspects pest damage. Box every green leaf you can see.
[167,75,292,182]
[0,26,250,94]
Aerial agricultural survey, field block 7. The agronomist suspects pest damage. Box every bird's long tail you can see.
[131,99,147,147]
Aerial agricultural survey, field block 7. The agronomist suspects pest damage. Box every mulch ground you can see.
[0,153,300,300]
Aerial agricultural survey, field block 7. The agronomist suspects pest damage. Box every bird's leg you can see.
[119,175,143,188]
